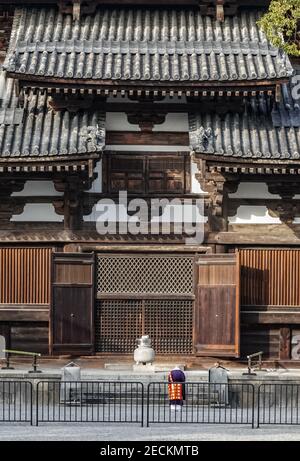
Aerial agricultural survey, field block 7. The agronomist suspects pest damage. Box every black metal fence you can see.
[3,380,300,428]
[0,380,33,424]
[258,384,300,427]
[36,381,144,426]
[147,382,255,428]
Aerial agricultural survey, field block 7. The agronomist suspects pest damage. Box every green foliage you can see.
[258,0,300,56]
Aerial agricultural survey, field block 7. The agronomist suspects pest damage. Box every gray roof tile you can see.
[189,110,300,160]
[0,71,105,158]
[4,7,294,82]
[190,65,300,161]
[272,66,300,128]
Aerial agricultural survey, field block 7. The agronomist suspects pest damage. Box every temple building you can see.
[0,0,299,363]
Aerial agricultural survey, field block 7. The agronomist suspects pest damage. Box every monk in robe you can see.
[168,366,186,411]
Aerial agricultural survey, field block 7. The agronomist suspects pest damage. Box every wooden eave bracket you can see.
[58,0,97,19]
[216,0,224,22]
[198,0,237,19]
[73,1,81,21]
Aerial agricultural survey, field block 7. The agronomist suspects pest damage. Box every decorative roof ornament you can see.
[192,126,216,154]
[80,123,105,150]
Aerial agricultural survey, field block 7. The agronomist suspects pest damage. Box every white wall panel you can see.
[229,182,280,199]
[106,112,139,131]
[12,181,63,196]
[191,160,205,194]
[89,160,102,193]
[153,113,189,132]
[229,206,281,224]
[11,204,64,222]
[106,112,188,132]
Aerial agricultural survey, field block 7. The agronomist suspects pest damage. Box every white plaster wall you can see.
[229,182,280,199]
[191,160,205,194]
[106,112,188,132]
[106,112,138,131]
[84,202,206,224]
[11,204,64,222]
[153,113,189,132]
[12,181,63,196]
[89,160,102,193]
[229,206,281,224]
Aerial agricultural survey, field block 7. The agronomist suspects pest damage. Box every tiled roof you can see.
[272,67,300,128]
[189,111,300,160]
[4,7,293,82]
[189,68,300,160]
[0,71,106,158]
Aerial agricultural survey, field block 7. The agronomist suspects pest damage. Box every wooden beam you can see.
[0,0,271,4]
[0,310,49,321]
[106,131,189,146]
[17,75,284,90]
[207,225,300,245]
[79,244,209,253]
[242,312,300,325]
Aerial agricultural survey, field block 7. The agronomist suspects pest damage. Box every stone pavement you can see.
[0,422,299,441]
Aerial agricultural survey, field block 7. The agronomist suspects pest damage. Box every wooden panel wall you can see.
[240,249,300,307]
[240,326,280,359]
[10,323,49,354]
[0,248,51,304]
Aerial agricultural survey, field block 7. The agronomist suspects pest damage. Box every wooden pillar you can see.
[53,176,94,231]
[193,157,240,233]
[215,244,227,254]
[0,179,25,226]
[279,327,291,360]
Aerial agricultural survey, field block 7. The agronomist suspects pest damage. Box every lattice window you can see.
[95,300,193,354]
[144,300,193,354]
[95,300,143,353]
[97,255,194,295]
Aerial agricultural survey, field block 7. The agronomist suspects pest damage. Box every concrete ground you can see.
[0,422,299,441]
[1,357,300,441]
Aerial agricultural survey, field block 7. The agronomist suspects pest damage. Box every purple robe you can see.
[168,369,186,405]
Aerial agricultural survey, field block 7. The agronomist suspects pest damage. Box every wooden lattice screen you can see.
[95,299,193,354]
[97,255,194,294]
[0,248,52,304]
[96,254,194,354]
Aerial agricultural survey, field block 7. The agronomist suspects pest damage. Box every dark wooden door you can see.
[51,253,95,355]
[194,253,240,357]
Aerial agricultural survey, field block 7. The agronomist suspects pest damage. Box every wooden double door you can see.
[50,252,240,357]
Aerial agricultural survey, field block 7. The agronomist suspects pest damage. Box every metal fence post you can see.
[146,383,151,427]
[257,384,261,429]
